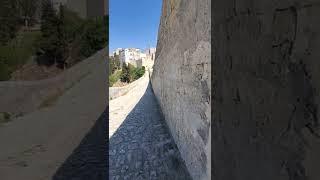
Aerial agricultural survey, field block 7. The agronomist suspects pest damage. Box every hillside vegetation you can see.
[109,53,146,86]
[0,30,41,80]
[0,0,108,81]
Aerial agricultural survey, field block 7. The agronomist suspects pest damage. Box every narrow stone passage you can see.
[109,82,191,180]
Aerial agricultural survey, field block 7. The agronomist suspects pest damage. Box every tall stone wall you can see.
[151,0,211,179]
[213,1,320,180]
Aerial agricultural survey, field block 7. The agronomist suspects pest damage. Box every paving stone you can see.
[121,165,129,173]
[135,161,142,169]
[109,149,117,156]
[150,170,157,177]
[128,143,139,150]
[109,83,191,180]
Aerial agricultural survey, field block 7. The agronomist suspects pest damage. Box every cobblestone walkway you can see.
[109,82,192,180]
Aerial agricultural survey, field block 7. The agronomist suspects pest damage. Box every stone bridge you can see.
[109,0,211,179]
[109,72,191,179]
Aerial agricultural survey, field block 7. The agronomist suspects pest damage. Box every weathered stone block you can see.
[212,0,320,179]
[151,0,211,179]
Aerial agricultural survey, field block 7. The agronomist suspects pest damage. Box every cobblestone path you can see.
[109,82,192,180]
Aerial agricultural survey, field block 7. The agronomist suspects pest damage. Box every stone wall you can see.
[212,1,320,180]
[109,70,149,100]
[151,0,211,179]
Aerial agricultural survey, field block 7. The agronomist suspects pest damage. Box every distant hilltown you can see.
[110,48,156,68]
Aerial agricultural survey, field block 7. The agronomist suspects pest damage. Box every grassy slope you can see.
[109,70,122,87]
[0,30,41,80]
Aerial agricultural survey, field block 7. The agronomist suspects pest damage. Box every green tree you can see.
[0,0,20,80]
[109,55,121,75]
[17,0,39,28]
[38,2,68,68]
[109,56,115,75]
[80,16,108,57]
[135,66,145,79]
[127,63,136,82]
[38,0,59,66]
[119,63,145,83]
[56,4,68,69]
[37,4,108,69]
[0,60,10,81]
[62,8,84,44]
[109,70,121,87]
[113,54,121,69]
[130,66,145,81]
[120,63,130,83]
[0,0,20,45]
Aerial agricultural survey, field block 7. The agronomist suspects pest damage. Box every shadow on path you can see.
[109,82,191,180]
[53,110,107,180]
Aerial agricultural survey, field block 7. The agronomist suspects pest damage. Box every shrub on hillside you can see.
[0,0,20,45]
[119,63,145,83]
[109,70,121,87]
[63,10,84,41]
[37,0,60,66]
[0,30,41,80]
[133,66,145,80]
[120,63,130,83]
[79,16,108,58]
[109,55,121,76]
[37,2,108,68]
[0,61,10,81]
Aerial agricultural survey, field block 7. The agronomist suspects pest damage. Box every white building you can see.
[140,53,147,60]
[113,48,123,56]
[145,48,156,61]
[146,47,156,55]
[118,47,156,69]
[119,48,141,67]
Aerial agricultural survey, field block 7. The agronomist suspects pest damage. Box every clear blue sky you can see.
[109,0,162,53]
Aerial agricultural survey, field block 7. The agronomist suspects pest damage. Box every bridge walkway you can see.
[109,74,191,180]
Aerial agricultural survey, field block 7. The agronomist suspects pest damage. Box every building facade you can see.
[117,47,156,68]
[114,48,123,56]
[119,48,141,67]
[145,48,156,61]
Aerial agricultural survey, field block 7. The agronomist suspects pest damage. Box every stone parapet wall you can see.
[109,71,149,100]
[212,1,320,179]
[151,0,211,179]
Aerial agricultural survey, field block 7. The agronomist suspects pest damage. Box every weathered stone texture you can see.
[151,0,211,179]
[213,1,320,180]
